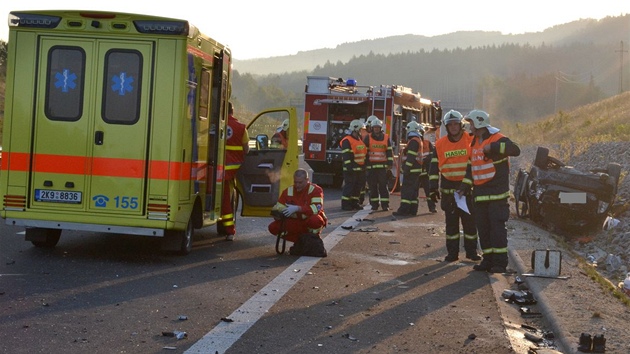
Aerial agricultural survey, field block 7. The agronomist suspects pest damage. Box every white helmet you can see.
[464,110,490,129]
[443,110,463,125]
[371,118,383,129]
[406,121,424,136]
[280,119,289,131]
[366,115,378,127]
[349,119,364,132]
[465,110,499,133]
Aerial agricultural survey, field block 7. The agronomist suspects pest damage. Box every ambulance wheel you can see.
[28,228,62,248]
[178,220,194,255]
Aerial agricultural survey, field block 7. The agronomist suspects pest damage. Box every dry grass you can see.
[504,91,630,150]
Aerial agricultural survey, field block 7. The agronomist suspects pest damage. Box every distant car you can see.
[514,146,621,234]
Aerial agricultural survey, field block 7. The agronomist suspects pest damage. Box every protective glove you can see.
[429,190,440,203]
[282,204,301,217]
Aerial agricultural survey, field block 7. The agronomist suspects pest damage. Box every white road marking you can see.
[184,208,371,354]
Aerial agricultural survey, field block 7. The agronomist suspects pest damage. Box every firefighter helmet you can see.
[464,110,499,133]
[371,118,383,129]
[349,119,364,132]
[406,121,424,136]
[281,119,289,131]
[464,110,489,129]
[366,115,378,127]
[443,110,463,125]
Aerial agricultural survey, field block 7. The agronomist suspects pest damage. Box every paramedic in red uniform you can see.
[268,168,327,243]
[363,118,393,211]
[429,110,480,262]
[460,110,520,273]
[219,102,249,241]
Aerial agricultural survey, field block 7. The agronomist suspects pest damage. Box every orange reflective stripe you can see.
[3,152,200,181]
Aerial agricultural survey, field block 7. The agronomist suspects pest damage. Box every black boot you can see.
[473,254,493,271]
[444,238,460,262]
[578,333,592,352]
[464,238,481,261]
[592,333,606,353]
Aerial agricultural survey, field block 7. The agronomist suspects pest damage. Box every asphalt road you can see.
[2,184,543,354]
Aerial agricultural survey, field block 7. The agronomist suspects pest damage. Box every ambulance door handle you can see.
[95,131,104,145]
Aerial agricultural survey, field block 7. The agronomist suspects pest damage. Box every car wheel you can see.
[533,147,549,169]
[514,170,530,218]
[607,163,622,195]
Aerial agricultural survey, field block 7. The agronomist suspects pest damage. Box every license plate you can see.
[309,143,322,152]
[35,189,82,204]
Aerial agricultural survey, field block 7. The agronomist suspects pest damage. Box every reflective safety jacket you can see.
[464,131,520,202]
[364,132,393,169]
[403,136,424,174]
[429,133,472,194]
[274,183,326,221]
[340,134,367,171]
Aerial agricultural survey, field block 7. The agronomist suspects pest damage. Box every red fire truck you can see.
[303,76,441,188]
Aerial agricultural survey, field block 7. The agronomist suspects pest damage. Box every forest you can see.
[230,14,630,127]
[0,14,628,130]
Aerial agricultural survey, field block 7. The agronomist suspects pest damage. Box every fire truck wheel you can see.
[28,228,62,248]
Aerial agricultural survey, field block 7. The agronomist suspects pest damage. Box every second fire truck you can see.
[303,76,441,188]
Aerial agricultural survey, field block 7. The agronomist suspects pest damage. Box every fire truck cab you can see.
[0,10,299,254]
[303,76,441,188]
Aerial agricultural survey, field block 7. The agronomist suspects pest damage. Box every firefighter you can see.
[340,119,367,211]
[393,121,424,216]
[419,124,437,213]
[460,110,520,273]
[271,119,289,149]
[364,118,393,211]
[429,110,480,262]
[219,102,249,241]
[268,168,327,246]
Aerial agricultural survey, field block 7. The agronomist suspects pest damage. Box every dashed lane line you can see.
[184,208,371,354]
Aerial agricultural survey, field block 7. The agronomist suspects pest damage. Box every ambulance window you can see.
[102,50,142,124]
[45,46,85,121]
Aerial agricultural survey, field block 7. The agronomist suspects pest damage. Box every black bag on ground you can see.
[290,233,327,257]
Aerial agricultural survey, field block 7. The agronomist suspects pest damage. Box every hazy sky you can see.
[1,1,628,60]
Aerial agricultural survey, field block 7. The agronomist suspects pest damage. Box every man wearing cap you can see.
[460,110,520,273]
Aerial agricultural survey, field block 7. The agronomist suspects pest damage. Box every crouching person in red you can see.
[268,168,327,250]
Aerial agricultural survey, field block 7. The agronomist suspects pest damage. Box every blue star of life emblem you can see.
[54,69,77,93]
[111,72,134,96]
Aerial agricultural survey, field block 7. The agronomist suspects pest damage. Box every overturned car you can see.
[514,147,621,234]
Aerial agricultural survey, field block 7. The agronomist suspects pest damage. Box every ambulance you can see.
[0,10,299,254]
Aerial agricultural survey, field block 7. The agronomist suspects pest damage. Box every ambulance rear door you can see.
[30,37,153,215]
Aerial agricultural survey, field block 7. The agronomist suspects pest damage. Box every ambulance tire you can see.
[28,228,62,248]
[163,219,194,255]
[178,220,194,255]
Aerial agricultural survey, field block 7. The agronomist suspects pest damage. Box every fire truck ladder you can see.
[370,86,388,119]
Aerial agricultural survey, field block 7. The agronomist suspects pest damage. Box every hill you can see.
[234,16,629,76]
[504,90,630,148]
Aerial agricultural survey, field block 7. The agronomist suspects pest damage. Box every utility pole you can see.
[616,40,628,93]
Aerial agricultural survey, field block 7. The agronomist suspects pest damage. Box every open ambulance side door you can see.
[237,107,298,216]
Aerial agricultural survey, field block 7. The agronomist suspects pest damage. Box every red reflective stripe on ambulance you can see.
[33,154,88,174]
[91,157,144,177]
[1,152,30,171]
